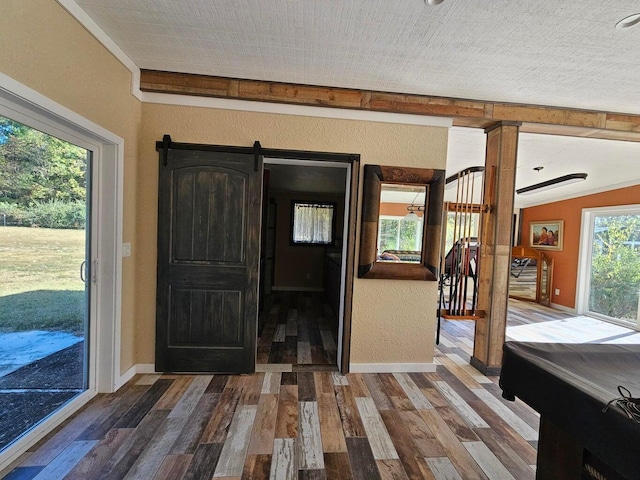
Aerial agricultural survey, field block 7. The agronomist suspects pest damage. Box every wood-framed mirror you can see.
[358,165,445,280]
[509,245,554,306]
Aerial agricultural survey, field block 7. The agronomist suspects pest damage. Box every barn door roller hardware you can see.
[161,134,171,166]
[156,135,262,171]
[253,141,262,172]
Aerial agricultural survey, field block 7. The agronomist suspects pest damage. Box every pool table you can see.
[499,341,640,480]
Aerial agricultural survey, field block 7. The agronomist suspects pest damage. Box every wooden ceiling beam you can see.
[140,70,640,142]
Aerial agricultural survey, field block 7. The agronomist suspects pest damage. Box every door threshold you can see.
[255,363,338,373]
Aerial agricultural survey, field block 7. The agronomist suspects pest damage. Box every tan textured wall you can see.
[0,0,141,373]
[139,104,447,365]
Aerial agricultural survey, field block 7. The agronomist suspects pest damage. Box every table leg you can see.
[536,415,584,480]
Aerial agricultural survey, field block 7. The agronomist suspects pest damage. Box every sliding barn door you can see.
[156,146,262,373]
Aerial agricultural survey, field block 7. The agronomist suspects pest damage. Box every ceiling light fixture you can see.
[615,13,640,29]
[516,173,588,195]
[425,0,444,5]
[404,204,425,221]
[404,190,425,221]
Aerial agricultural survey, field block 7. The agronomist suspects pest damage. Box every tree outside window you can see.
[378,216,422,253]
[589,214,640,321]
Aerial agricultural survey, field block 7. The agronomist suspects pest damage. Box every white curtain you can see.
[293,202,333,244]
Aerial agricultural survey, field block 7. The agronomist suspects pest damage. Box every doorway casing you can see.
[264,156,356,371]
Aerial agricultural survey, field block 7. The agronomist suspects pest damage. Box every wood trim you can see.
[255,147,358,374]
[341,157,359,374]
[473,123,520,372]
[141,70,640,142]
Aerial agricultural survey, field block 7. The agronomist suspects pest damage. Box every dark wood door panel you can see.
[156,144,261,374]
[168,288,243,347]
[162,346,251,374]
[172,167,247,263]
[163,265,248,287]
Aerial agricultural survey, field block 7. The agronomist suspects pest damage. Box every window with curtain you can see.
[291,201,336,245]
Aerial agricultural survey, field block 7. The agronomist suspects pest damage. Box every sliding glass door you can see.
[580,205,640,328]
[0,115,91,451]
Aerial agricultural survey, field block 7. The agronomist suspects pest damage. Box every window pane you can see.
[292,202,334,244]
[0,115,90,451]
[399,219,421,250]
[588,213,640,323]
[378,218,399,252]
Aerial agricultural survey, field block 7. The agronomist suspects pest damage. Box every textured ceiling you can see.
[70,0,640,207]
[75,0,640,114]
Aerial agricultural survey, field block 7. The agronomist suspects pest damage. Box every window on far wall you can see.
[291,201,336,245]
[378,216,423,252]
[581,206,640,326]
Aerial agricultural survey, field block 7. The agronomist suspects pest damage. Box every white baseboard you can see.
[136,363,157,374]
[349,362,437,373]
[121,361,437,378]
[550,302,577,313]
[117,363,157,389]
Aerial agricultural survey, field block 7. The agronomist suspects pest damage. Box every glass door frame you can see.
[576,203,640,331]
[0,73,123,470]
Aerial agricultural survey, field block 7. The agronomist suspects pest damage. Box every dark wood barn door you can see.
[156,143,262,373]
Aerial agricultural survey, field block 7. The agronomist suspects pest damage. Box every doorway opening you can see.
[154,140,358,375]
[259,159,351,371]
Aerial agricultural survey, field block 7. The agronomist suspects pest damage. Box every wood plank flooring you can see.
[2,304,546,479]
[11,298,625,478]
[258,292,338,368]
[4,369,538,479]
[507,298,640,344]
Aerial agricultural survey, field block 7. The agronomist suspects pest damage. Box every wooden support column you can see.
[471,121,520,375]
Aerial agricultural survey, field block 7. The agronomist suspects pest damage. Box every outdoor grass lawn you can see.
[0,226,85,335]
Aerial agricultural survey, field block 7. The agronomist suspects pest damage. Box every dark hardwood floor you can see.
[4,299,590,479]
[258,292,338,368]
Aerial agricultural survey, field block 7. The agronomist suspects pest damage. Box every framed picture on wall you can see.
[530,220,563,250]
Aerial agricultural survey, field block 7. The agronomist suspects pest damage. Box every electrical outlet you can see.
[554,288,560,295]
[122,243,131,257]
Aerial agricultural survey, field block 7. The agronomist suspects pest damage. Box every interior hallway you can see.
[258,292,339,369]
